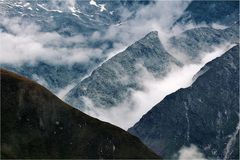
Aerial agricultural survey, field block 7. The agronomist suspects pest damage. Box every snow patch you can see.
[69,6,76,13]
[89,0,98,7]
[184,102,190,142]
[23,3,30,7]
[99,4,106,12]
[37,4,48,11]
[37,4,63,13]
[109,11,114,15]
[89,0,107,12]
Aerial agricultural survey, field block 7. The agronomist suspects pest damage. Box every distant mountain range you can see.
[0,0,152,93]
[129,45,239,159]
[1,69,159,159]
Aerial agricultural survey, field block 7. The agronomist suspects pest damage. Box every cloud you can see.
[90,0,192,53]
[32,74,49,89]
[0,1,197,67]
[0,17,104,65]
[1,1,232,67]
[1,1,236,130]
[78,43,235,129]
[211,23,228,30]
[56,83,76,99]
[175,144,206,160]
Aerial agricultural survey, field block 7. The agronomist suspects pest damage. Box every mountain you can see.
[0,0,152,36]
[128,45,239,159]
[168,23,239,62]
[174,0,239,26]
[1,60,100,94]
[1,68,159,159]
[65,31,182,110]
[0,0,153,93]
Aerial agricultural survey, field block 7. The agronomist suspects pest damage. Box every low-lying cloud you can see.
[175,144,206,160]
[80,44,235,129]
[1,1,236,131]
[0,0,207,68]
[0,17,104,65]
[91,0,192,50]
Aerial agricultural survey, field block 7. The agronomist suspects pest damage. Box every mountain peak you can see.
[146,30,158,37]
[130,30,164,51]
[141,31,159,41]
[65,30,182,126]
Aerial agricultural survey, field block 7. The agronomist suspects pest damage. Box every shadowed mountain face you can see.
[65,31,182,110]
[0,69,159,159]
[129,45,239,159]
[175,1,239,26]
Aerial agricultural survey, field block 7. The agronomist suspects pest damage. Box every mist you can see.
[174,144,206,160]
[0,0,200,70]
[0,17,104,65]
[80,44,235,129]
[92,0,192,52]
[1,1,236,130]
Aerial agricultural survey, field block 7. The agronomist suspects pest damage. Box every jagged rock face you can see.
[0,69,159,159]
[175,1,239,26]
[168,24,239,62]
[128,45,239,159]
[65,31,182,109]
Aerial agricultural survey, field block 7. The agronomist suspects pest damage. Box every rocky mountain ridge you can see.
[65,31,182,110]
[128,45,239,159]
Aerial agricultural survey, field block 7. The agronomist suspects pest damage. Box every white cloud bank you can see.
[0,17,104,65]
[80,43,235,129]
[1,1,236,131]
[91,0,192,51]
[0,0,194,66]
